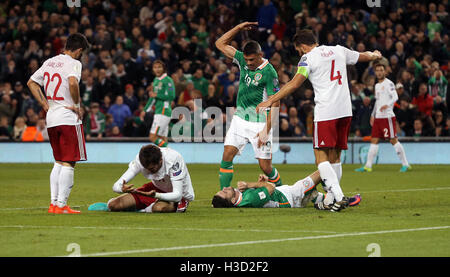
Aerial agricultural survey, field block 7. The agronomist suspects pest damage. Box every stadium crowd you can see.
[0,0,448,141]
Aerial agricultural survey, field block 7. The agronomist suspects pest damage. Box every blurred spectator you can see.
[354,97,373,137]
[0,94,17,124]
[123,84,139,112]
[84,102,106,139]
[21,113,43,142]
[412,118,433,137]
[427,64,447,101]
[395,97,417,136]
[0,115,11,139]
[36,118,48,141]
[412,83,434,118]
[12,116,26,141]
[108,95,132,129]
[190,68,209,98]
[433,110,447,136]
[257,0,278,33]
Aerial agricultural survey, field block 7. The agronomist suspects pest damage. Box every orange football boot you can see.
[48,203,56,213]
[54,205,81,214]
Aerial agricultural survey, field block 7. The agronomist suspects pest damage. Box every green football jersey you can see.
[144,73,175,116]
[233,50,280,123]
[236,187,291,208]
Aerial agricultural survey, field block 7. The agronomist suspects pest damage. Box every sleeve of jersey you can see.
[112,156,142,193]
[30,65,45,86]
[389,82,398,105]
[238,187,271,208]
[157,153,186,202]
[266,68,280,96]
[67,60,82,82]
[340,45,359,65]
[232,50,245,70]
[296,56,310,78]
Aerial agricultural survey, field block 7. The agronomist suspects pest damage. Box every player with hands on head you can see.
[215,21,284,190]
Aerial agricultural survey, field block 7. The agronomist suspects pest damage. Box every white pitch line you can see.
[0,225,338,234]
[78,225,450,257]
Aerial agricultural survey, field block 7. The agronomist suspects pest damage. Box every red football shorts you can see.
[130,182,167,210]
[371,117,397,139]
[47,124,87,162]
[313,116,352,150]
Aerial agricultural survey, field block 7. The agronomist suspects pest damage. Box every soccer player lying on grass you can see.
[211,171,361,211]
[88,144,194,213]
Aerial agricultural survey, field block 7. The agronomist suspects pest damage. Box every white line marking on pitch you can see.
[77,226,450,257]
[0,225,338,234]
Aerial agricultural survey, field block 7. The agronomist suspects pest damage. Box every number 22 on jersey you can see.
[330,60,342,85]
[44,72,64,100]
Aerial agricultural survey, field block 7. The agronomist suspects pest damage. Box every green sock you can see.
[267,167,282,186]
[219,160,233,189]
[154,138,168,147]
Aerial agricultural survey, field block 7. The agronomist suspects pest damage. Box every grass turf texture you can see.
[0,163,449,257]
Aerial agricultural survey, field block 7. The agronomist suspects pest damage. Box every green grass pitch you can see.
[0,163,449,257]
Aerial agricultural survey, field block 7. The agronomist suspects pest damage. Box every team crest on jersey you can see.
[172,162,180,171]
[255,73,262,81]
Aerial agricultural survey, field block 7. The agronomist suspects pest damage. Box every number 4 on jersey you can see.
[330,60,342,85]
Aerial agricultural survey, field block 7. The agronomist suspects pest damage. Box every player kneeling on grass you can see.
[211,171,361,211]
[89,145,194,213]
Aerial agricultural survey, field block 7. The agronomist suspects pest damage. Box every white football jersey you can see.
[372,78,398,118]
[297,45,359,122]
[113,147,195,202]
[30,54,82,128]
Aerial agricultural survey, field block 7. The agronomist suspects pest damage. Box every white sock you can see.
[143,202,156,213]
[393,142,409,166]
[50,163,62,205]
[365,144,379,168]
[318,161,344,202]
[57,166,74,208]
[331,162,342,181]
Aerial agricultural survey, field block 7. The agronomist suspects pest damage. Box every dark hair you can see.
[211,195,233,208]
[374,63,386,69]
[292,29,317,46]
[152,59,166,71]
[65,33,90,52]
[243,40,262,56]
[139,144,162,168]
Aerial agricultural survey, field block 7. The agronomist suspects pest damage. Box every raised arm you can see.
[358,50,382,63]
[215,22,258,59]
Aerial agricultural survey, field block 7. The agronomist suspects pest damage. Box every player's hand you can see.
[380,105,388,112]
[122,181,135,193]
[370,116,374,126]
[255,129,268,148]
[258,174,269,182]
[149,91,157,98]
[372,50,382,60]
[237,22,258,31]
[65,105,82,121]
[133,189,157,198]
[41,101,49,112]
[237,181,248,192]
[256,100,272,114]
